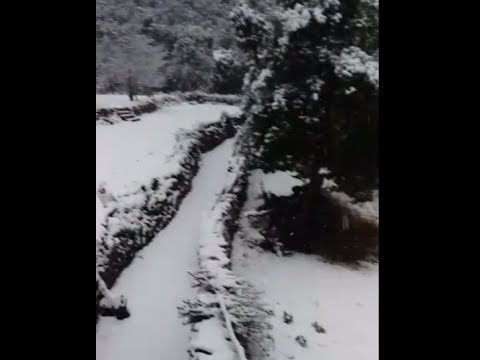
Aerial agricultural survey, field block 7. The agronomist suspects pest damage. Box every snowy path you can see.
[96,139,235,360]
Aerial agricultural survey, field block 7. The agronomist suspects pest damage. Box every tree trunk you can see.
[298,159,323,251]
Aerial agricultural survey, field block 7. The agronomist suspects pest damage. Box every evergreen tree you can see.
[96,15,166,93]
[162,27,215,92]
[233,0,379,198]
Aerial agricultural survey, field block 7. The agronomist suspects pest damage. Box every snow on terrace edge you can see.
[96,103,241,197]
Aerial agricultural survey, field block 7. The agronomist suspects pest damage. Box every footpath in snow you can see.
[96,139,235,360]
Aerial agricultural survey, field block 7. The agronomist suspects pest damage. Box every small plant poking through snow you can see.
[283,311,294,324]
[312,321,326,334]
[295,335,308,348]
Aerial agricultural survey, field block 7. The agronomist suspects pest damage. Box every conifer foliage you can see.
[232,0,379,196]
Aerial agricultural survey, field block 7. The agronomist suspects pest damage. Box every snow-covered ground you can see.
[96,103,240,197]
[233,247,378,360]
[231,174,379,360]
[96,94,152,109]
[96,139,235,360]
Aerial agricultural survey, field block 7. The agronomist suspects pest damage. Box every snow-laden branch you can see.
[96,269,115,304]
[217,293,248,360]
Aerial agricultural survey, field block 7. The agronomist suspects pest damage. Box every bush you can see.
[253,186,378,265]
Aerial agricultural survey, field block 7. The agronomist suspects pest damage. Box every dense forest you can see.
[96,0,275,94]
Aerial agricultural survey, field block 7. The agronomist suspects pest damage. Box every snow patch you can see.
[96,195,107,240]
[213,48,233,63]
[334,47,379,88]
[251,169,304,197]
[190,318,235,360]
[272,88,287,110]
[313,7,327,24]
[329,189,379,225]
[283,4,312,33]
[345,86,357,95]
[322,178,338,190]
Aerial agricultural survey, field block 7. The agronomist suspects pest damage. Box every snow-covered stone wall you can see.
[96,92,241,123]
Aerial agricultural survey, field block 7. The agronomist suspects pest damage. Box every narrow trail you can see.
[96,139,235,360]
